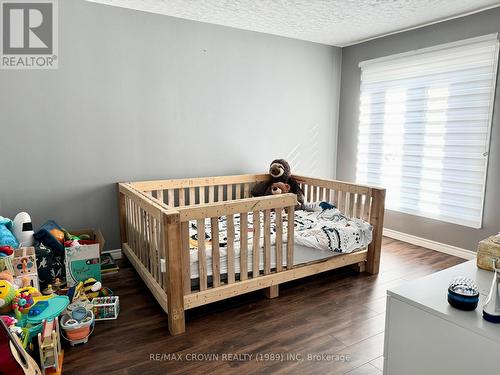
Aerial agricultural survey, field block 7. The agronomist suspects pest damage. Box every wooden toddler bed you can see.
[118,174,385,335]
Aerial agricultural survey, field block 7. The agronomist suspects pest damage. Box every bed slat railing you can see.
[298,176,374,221]
[176,194,297,294]
[130,174,269,208]
[118,183,170,315]
[296,175,384,273]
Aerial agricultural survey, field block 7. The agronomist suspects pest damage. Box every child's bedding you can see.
[188,202,372,279]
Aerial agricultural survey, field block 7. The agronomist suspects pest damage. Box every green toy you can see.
[62,229,91,241]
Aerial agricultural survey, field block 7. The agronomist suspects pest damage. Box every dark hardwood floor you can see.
[63,238,464,375]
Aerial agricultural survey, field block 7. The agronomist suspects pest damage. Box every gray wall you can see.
[338,7,500,251]
[0,0,341,250]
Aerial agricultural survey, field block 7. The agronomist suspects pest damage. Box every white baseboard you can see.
[383,228,476,260]
[102,248,122,260]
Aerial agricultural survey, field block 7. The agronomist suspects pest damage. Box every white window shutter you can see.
[356,34,499,228]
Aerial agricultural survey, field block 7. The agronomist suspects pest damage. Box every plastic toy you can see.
[38,318,62,374]
[18,285,41,295]
[52,278,64,291]
[62,229,90,242]
[12,290,35,320]
[50,229,65,244]
[0,216,19,249]
[0,315,16,327]
[12,247,39,290]
[27,296,69,325]
[0,280,16,313]
[12,212,35,247]
[99,286,113,297]
[0,316,22,336]
[67,281,88,303]
[83,278,102,300]
[10,285,45,320]
[0,246,14,256]
[29,301,49,316]
[65,300,93,316]
[43,284,56,296]
[60,308,94,346]
[92,296,119,320]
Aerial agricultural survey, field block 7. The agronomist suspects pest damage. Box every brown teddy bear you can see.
[267,182,290,195]
[252,159,305,207]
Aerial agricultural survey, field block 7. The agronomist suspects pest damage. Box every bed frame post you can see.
[366,188,386,274]
[163,211,186,335]
[264,285,279,299]
[118,187,127,246]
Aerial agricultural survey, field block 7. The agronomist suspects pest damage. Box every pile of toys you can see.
[0,211,120,374]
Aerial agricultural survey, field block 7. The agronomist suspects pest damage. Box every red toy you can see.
[0,246,14,256]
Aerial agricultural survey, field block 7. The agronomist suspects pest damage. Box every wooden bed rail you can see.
[118,183,170,320]
[129,174,269,207]
[175,194,297,296]
[129,173,269,191]
[295,176,385,274]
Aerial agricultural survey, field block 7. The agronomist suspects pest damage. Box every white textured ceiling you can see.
[86,0,500,46]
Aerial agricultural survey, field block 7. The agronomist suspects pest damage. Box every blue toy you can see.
[0,216,19,249]
[29,301,49,316]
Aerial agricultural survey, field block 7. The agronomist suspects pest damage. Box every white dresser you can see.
[384,260,500,375]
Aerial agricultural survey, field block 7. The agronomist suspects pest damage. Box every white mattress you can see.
[189,242,355,279]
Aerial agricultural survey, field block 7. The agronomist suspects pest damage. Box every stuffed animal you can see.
[267,182,290,195]
[83,278,102,300]
[62,229,90,242]
[0,216,19,249]
[251,159,305,206]
[12,212,34,247]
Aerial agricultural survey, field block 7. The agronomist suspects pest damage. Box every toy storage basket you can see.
[92,296,119,320]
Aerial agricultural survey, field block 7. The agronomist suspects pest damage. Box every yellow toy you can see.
[17,285,41,298]
[43,284,56,296]
[83,278,102,300]
[0,280,16,313]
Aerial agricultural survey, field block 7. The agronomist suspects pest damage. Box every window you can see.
[356,34,499,228]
